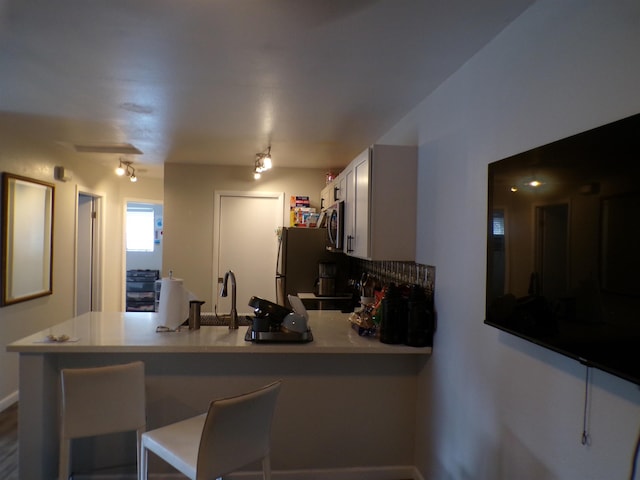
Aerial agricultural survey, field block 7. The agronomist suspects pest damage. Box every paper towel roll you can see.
[157,277,194,329]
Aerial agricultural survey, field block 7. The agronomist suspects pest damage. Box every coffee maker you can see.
[317,262,336,297]
[245,296,313,343]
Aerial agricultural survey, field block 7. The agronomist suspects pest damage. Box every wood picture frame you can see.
[1,173,55,306]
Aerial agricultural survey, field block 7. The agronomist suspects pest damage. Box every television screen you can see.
[485,112,640,385]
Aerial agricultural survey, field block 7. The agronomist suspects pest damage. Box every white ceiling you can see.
[0,0,533,178]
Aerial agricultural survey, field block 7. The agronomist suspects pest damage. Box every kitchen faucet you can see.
[220,270,238,329]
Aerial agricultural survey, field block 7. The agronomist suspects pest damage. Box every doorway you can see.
[76,192,103,315]
[488,208,506,301]
[213,191,284,315]
[124,201,163,311]
[535,203,569,298]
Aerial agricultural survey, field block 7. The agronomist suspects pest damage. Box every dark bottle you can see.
[380,283,406,344]
[405,284,433,347]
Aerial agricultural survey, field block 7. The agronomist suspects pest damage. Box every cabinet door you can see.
[321,174,346,210]
[351,151,370,258]
[320,184,332,211]
[333,175,346,203]
[344,166,355,254]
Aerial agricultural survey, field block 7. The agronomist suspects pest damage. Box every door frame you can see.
[212,190,284,310]
[121,197,164,310]
[74,186,105,315]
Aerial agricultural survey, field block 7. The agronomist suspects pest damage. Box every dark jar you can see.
[405,284,434,347]
[379,283,407,344]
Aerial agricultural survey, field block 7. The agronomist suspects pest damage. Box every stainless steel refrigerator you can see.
[275,227,334,307]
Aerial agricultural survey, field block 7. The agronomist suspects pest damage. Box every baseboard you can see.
[75,465,424,480]
[264,465,422,480]
[293,465,425,480]
[0,390,18,412]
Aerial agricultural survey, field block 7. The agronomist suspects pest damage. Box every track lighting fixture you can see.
[253,146,272,179]
[115,159,138,182]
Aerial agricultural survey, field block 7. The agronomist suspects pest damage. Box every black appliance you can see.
[275,227,335,307]
[485,112,640,385]
[326,201,344,252]
[245,296,313,343]
[317,262,336,296]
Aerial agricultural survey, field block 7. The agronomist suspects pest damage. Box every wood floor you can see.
[0,402,18,480]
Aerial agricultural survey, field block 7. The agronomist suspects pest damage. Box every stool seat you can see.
[141,381,281,480]
[142,413,206,478]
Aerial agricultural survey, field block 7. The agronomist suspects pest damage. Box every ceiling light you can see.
[116,158,138,182]
[263,153,272,170]
[253,146,273,179]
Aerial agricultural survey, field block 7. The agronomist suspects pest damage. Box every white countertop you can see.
[7,310,431,355]
[297,292,353,300]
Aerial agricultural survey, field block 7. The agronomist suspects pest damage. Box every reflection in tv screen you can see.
[485,112,640,385]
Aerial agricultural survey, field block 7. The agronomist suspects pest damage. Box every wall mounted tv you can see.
[485,112,640,385]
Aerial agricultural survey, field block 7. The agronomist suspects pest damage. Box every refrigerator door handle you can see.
[276,233,284,275]
[275,274,285,306]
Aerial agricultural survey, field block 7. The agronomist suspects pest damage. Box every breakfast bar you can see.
[8,310,431,479]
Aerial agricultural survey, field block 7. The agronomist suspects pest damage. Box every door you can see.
[535,203,569,298]
[76,192,103,315]
[214,192,284,314]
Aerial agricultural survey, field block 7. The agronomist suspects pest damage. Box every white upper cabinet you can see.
[343,145,417,261]
[320,184,332,211]
[320,173,346,211]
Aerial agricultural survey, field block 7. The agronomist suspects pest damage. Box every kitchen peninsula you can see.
[8,310,430,479]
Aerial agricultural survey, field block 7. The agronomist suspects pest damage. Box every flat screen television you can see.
[485,112,640,385]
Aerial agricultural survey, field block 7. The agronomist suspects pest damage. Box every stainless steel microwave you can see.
[326,201,344,252]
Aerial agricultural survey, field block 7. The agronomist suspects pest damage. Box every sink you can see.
[201,313,252,327]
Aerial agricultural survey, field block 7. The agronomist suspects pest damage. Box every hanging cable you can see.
[581,365,592,446]
[630,426,640,480]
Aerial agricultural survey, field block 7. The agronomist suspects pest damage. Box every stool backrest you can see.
[60,361,146,439]
[196,380,281,479]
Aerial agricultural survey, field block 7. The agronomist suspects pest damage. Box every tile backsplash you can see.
[349,258,435,297]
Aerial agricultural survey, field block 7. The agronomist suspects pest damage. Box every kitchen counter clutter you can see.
[8,310,430,479]
[7,310,432,354]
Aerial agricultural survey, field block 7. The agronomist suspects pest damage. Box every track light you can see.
[253,146,273,179]
[115,158,138,182]
[262,152,272,170]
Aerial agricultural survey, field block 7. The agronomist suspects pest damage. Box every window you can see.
[492,211,505,236]
[126,207,155,252]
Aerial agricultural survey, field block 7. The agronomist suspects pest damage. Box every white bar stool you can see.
[58,361,146,480]
[140,380,282,480]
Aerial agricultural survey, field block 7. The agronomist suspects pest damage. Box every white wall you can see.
[380,1,640,478]
[163,163,327,308]
[0,147,163,408]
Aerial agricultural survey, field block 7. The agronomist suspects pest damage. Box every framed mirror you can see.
[1,173,55,306]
